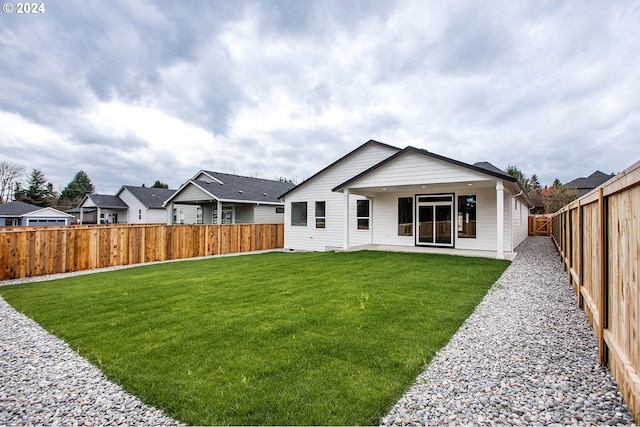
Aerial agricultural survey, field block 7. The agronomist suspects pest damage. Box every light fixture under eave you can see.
[468,183,473,186]
[421,185,426,188]
[382,187,386,191]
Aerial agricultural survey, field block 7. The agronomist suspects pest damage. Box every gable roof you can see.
[565,170,615,190]
[85,194,129,209]
[166,172,295,205]
[0,201,41,216]
[119,186,176,209]
[332,146,517,192]
[278,139,401,199]
[0,201,72,218]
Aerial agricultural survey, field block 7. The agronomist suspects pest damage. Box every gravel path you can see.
[382,237,635,426]
[0,297,181,426]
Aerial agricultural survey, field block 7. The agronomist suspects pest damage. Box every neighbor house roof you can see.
[84,194,129,209]
[165,172,296,205]
[119,186,176,209]
[565,170,615,193]
[0,201,73,218]
[0,201,41,216]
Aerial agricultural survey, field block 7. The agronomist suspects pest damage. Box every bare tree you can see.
[0,160,26,203]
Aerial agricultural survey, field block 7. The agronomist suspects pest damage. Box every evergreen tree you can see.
[529,174,542,194]
[14,169,57,207]
[505,165,531,193]
[151,180,169,189]
[59,170,96,208]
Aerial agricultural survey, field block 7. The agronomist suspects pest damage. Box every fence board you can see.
[552,160,640,423]
[0,224,284,281]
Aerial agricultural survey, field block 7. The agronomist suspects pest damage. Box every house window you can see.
[356,199,370,230]
[138,209,142,220]
[222,210,232,224]
[315,201,326,228]
[457,195,476,238]
[173,209,177,224]
[213,207,218,224]
[398,197,413,236]
[276,207,284,214]
[291,202,307,226]
[196,207,203,224]
[236,207,243,223]
[179,208,185,224]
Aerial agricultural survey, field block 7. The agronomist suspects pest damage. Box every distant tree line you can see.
[505,165,577,214]
[0,159,168,209]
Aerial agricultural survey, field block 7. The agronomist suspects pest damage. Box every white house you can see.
[164,170,295,224]
[280,140,532,259]
[115,186,177,224]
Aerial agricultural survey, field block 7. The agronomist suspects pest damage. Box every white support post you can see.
[496,181,504,259]
[343,189,350,250]
[217,200,223,224]
[167,202,174,224]
[79,208,84,225]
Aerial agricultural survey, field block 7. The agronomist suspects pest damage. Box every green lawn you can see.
[0,251,510,425]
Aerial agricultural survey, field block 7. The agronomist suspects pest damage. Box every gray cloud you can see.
[1,0,639,195]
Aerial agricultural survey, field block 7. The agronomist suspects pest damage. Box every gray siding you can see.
[172,183,213,203]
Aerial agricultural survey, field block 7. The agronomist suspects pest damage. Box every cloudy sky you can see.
[1,1,639,194]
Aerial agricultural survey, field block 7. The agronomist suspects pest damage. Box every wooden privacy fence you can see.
[552,160,640,422]
[0,223,284,281]
[528,214,552,236]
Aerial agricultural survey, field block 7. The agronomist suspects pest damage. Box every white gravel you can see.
[382,237,635,426]
[0,296,181,426]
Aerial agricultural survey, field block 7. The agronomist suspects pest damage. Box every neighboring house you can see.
[116,186,176,224]
[74,186,188,224]
[280,140,532,259]
[164,171,295,224]
[565,170,615,197]
[76,194,129,224]
[0,201,73,226]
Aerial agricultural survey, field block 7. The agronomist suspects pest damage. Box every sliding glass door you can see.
[416,195,454,247]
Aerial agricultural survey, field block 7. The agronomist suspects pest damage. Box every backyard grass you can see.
[0,251,510,425]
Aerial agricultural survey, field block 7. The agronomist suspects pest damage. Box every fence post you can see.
[577,200,583,309]
[598,187,606,365]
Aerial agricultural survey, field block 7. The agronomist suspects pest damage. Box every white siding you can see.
[511,198,529,249]
[118,188,173,224]
[253,205,285,224]
[117,190,145,224]
[503,191,512,252]
[347,151,492,189]
[370,186,499,251]
[284,143,398,251]
[146,209,169,224]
